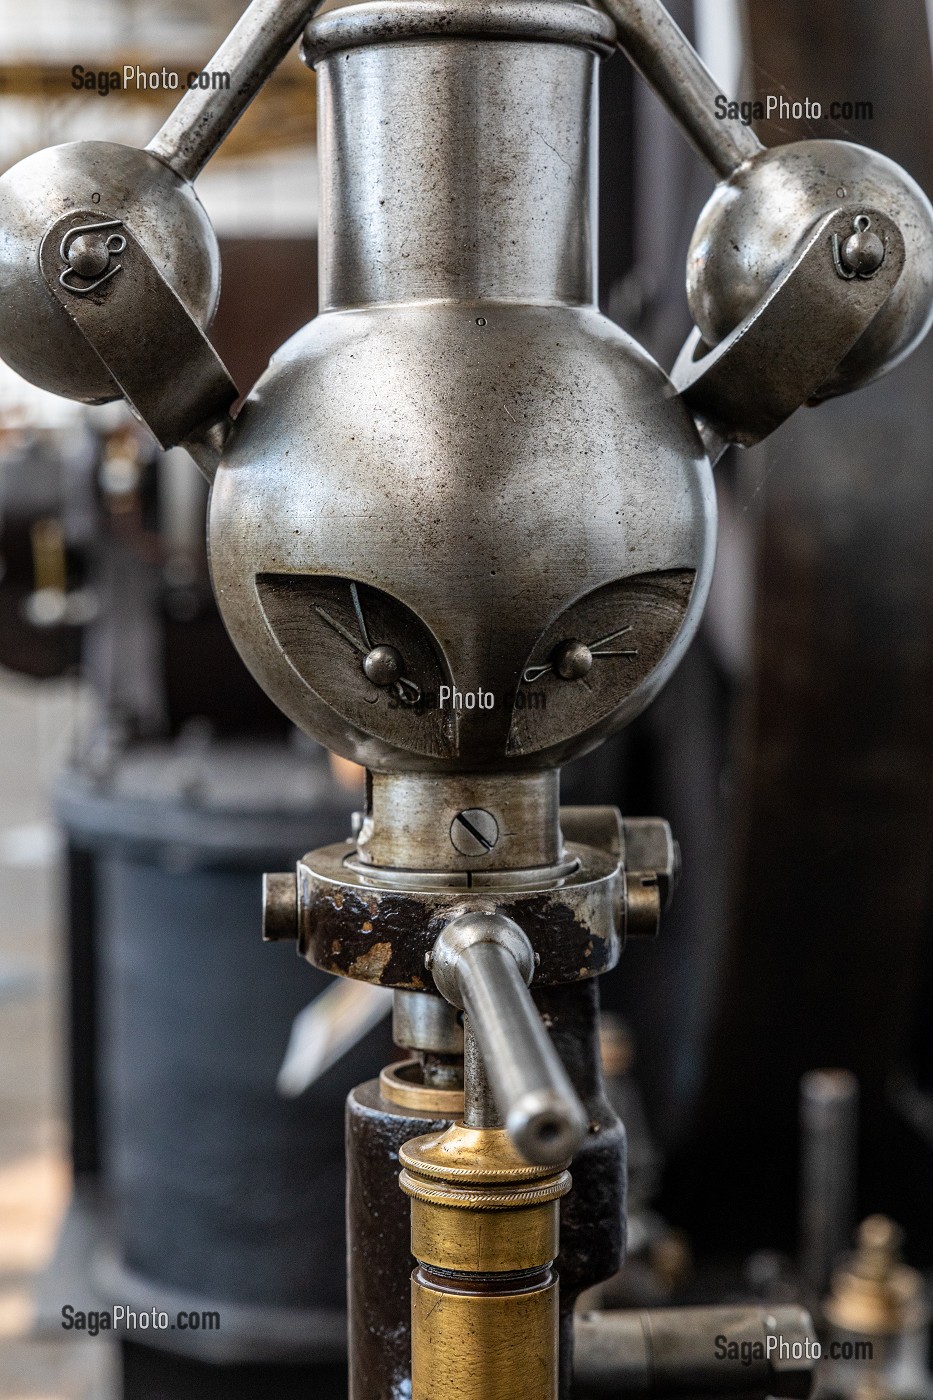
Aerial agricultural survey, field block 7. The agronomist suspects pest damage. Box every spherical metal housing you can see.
[0,141,220,404]
[208,303,716,774]
[687,140,933,397]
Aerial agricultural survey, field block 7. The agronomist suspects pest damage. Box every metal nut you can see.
[625,872,662,939]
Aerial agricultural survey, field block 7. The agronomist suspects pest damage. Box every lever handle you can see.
[598,0,762,178]
[147,0,324,182]
[430,913,588,1166]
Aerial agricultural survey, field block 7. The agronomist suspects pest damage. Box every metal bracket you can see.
[39,208,238,451]
[672,206,905,458]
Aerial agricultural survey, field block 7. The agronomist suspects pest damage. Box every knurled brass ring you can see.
[399,1126,563,1183]
[399,1167,571,1210]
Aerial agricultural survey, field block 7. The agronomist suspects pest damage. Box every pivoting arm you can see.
[430,913,588,1166]
[597,0,762,177]
[147,0,325,183]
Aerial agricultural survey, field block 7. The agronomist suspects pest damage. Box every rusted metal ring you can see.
[296,840,622,989]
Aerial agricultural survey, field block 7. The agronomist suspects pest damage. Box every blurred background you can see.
[0,1,932,1398]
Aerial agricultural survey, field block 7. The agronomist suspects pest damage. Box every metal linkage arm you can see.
[597,0,762,178]
[430,913,588,1166]
[672,206,905,457]
[147,0,324,182]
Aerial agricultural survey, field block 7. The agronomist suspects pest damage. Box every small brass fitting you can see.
[824,1216,930,1337]
[400,1124,571,1400]
[379,1060,465,1117]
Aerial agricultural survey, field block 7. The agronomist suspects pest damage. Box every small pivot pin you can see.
[833,214,886,280]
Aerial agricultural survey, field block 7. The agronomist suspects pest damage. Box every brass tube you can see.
[400,1123,571,1400]
[412,1268,559,1400]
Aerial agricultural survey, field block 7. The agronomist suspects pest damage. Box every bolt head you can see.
[363,644,403,686]
[67,233,111,279]
[450,808,499,856]
[841,228,886,277]
[553,639,593,680]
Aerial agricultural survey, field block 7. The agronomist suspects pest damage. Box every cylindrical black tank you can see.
[56,739,394,1395]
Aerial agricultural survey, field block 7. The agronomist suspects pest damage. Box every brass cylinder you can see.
[412,1269,559,1400]
[400,1124,570,1400]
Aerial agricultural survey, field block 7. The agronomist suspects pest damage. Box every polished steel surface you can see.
[0,4,931,1398]
[560,806,625,857]
[463,1018,503,1129]
[393,990,464,1055]
[208,295,714,771]
[675,206,907,454]
[208,2,716,775]
[39,207,239,448]
[358,771,562,872]
[430,913,587,1164]
[302,0,617,64]
[314,33,600,308]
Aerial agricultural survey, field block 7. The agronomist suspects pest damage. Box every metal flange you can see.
[293,839,623,989]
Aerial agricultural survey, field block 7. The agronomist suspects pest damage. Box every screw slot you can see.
[450,809,499,856]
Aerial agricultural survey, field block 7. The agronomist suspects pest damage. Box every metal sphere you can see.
[66,232,112,280]
[552,639,593,680]
[686,140,933,397]
[840,226,886,277]
[0,141,220,404]
[363,644,403,686]
[208,303,716,774]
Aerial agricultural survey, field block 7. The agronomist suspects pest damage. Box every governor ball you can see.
[687,140,933,397]
[0,141,220,404]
